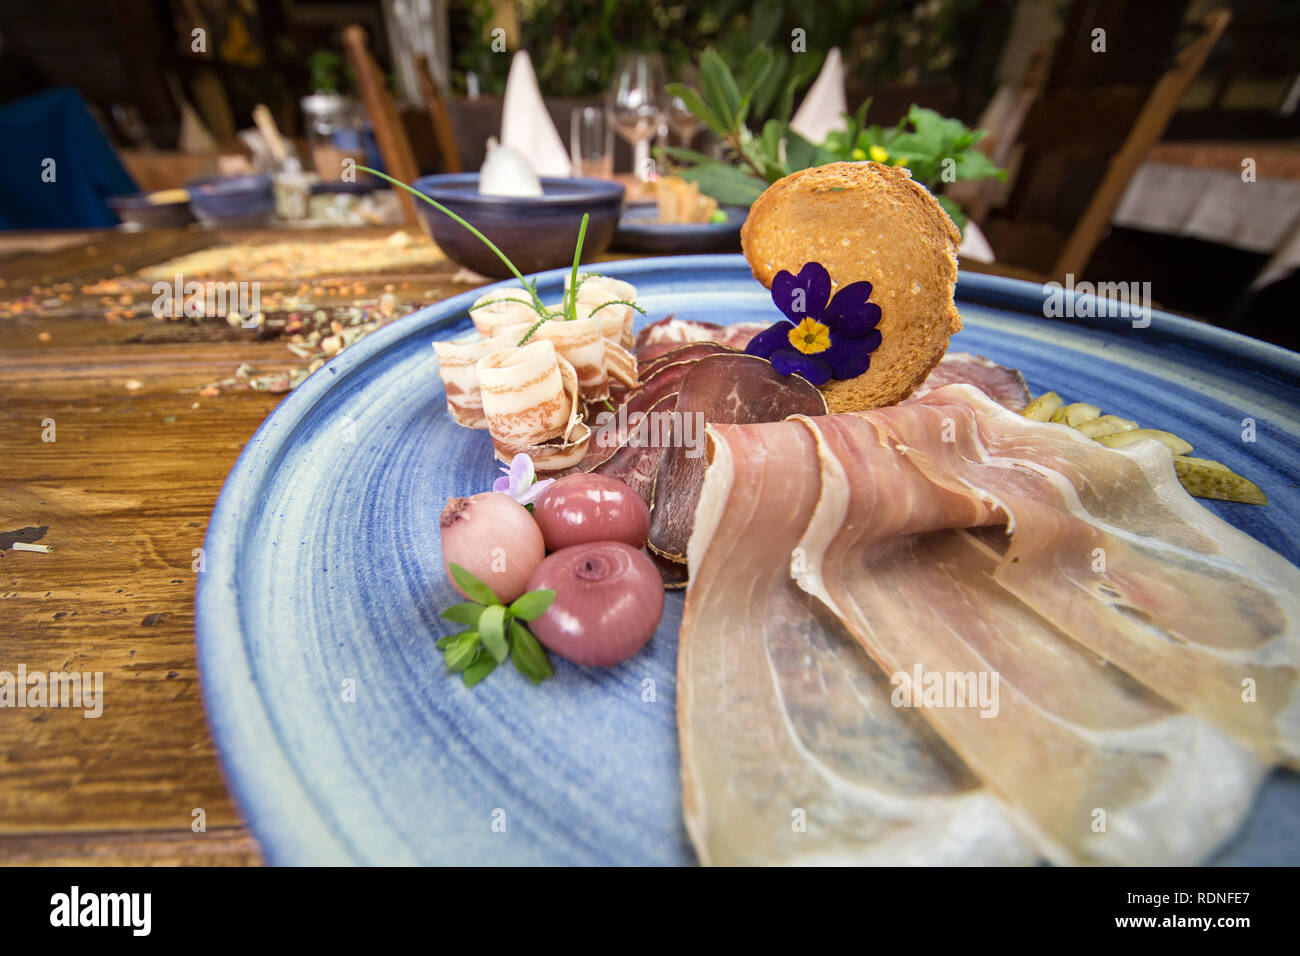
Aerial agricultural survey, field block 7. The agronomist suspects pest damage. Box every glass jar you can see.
[301,94,366,181]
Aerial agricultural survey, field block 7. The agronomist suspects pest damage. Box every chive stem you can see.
[565,213,590,321]
[356,165,546,315]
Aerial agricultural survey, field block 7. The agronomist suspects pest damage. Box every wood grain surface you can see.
[0,226,475,865]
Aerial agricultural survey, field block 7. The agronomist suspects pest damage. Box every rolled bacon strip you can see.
[468,287,540,338]
[476,339,591,471]
[507,314,610,401]
[431,331,518,428]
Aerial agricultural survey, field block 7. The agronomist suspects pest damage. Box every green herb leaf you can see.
[479,604,509,663]
[435,628,474,650]
[441,602,486,626]
[509,588,556,621]
[447,563,499,606]
[562,213,590,322]
[510,619,553,684]
[443,631,481,673]
[462,652,498,687]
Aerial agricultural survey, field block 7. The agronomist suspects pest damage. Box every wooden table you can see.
[0,224,1034,865]
[0,225,476,865]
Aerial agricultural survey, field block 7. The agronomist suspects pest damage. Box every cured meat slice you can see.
[905,352,1031,411]
[793,409,1260,864]
[679,418,1036,865]
[588,392,678,504]
[639,342,739,380]
[635,319,765,363]
[647,354,827,562]
[635,316,722,351]
[886,386,1300,767]
[716,322,767,350]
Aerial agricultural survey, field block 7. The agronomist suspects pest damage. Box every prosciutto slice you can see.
[679,418,1036,865]
[680,384,1293,864]
[882,386,1300,767]
[906,352,1030,411]
[647,354,827,562]
[791,407,1262,864]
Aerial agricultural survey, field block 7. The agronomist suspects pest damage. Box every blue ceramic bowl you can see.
[108,192,196,229]
[411,173,625,278]
[187,174,276,228]
[613,202,748,254]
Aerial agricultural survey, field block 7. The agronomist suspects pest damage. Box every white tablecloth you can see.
[1114,162,1300,287]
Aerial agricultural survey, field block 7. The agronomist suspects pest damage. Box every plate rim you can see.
[194,253,1300,865]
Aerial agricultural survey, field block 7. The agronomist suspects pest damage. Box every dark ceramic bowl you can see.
[411,174,625,278]
[186,175,276,228]
[612,202,748,254]
[108,192,196,229]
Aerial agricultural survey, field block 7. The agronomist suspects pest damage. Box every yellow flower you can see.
[868,145,889,163]
[895,156,909,167]
[787,318,832,355]
[850,147,867,161]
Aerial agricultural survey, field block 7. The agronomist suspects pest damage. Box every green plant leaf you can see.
[447,563,499,606]
[509,588,556,621]
[509,619,553,684]
[443,631,481,673]
[700,49,742,128]
[440,602,486,627]
[952,151,1006,182]
[678,163,767,206]
[462,652,498,688]
[660,144,725,168]
[739,47,775,100]
[479,604,508,663]
[751,47,788,119]
[760,119,785,170]
[784,129,818,174]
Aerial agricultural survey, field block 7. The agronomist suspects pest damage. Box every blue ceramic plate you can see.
[611,202,746,254]
[196,255,1300,865]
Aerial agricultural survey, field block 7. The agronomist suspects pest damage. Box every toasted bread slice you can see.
[740,161,962,411]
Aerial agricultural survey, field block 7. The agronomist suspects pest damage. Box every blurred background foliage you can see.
[450,0,991,110]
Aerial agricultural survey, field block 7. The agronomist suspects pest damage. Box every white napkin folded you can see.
[500,51,572,177]
[790,48,848,145]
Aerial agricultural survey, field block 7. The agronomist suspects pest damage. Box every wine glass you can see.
[609,53,667,183]
[667,63,705,147]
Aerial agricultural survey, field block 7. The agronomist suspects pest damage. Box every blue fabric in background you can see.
[0,87,137,229]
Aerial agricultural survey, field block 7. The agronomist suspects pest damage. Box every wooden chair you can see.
[413,54,462,173]
[980,7,1231,280]
[1052,7,1231,278]
[341,23,423,224]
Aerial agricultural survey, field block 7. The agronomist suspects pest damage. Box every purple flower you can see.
[492,453,554,506]
[744,261,883,386]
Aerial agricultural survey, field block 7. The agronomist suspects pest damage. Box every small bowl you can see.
[186,175,276,228]
[612,202,748,254]
[109,192,196,229]
[411,174,625,278]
